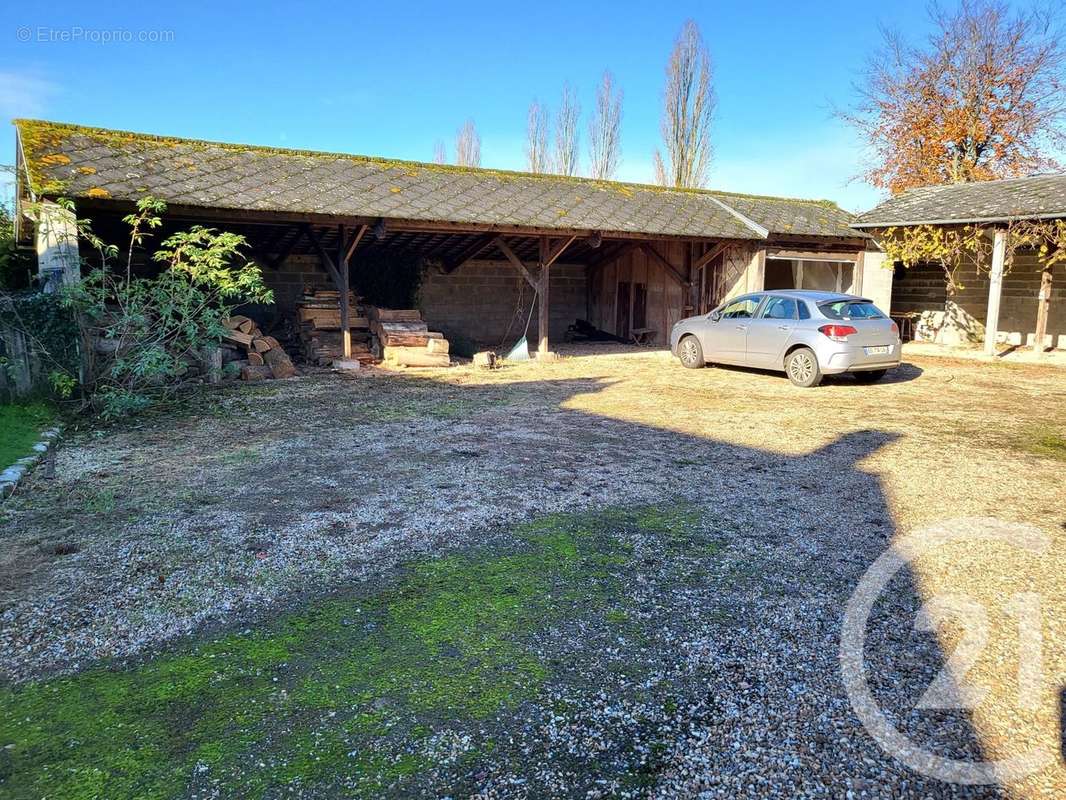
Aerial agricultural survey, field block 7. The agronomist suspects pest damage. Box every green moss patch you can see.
[0,403,53,469]
[0,504,707,798]
[1016,427,1066,461]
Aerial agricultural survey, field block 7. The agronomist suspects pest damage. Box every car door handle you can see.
[777,325,789,331]
[735,325,748,331]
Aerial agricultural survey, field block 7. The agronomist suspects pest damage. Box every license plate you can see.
[864,345,890,355]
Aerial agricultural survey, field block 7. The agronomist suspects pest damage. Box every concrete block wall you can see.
[419,260,587,347]
[892,250,1064,347]
[261,255,333,316]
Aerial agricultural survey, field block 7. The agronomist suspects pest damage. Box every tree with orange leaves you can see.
[845,1,1066,194]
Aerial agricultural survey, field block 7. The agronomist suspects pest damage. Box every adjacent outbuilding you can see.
[853,175,1065,354]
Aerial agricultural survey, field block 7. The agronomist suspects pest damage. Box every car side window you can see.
[797,300,811,320]
[719,297,760,319]
[759,297,798,320]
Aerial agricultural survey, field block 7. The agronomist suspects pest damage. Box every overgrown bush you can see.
[60,197,272,418]
[0,292,80,400]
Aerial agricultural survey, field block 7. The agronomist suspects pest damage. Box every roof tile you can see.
[16,119,858,241]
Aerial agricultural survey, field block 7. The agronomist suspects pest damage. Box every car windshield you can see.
[819,300,883,320]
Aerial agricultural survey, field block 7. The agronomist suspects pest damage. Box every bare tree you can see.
[454,120,481,168]
[588,71,623,180]
[553,84,581,176]
[654,20,716,188]
[525,99,551,172]
[843,0,1066,193]
[432,140,447,165]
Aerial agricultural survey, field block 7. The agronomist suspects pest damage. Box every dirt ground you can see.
[0,345,1063,798]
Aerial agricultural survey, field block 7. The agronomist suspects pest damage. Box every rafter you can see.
[442,233,497,273]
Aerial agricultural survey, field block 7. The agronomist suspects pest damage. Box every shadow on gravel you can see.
[707,360,924,385]
[0,369,1001,799]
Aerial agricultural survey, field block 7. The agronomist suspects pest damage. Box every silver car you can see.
[670,291,901,387]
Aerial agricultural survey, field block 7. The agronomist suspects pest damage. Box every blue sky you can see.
[2,0,944,212]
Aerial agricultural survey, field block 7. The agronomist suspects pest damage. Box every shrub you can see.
[60,198,272,418]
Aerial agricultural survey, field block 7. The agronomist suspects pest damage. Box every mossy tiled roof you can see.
[16,119,857,240]
[854,174,1066,227]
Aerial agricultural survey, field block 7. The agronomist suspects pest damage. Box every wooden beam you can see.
[442,233,496,273]
[637,243,688,287]
[344,224,368,263]
[984,229,1007,356]
[303,223,341,288]
[543,235,578,269]
[1033,263,1054,356]
[692,241,730,272]
[494,237,539,289]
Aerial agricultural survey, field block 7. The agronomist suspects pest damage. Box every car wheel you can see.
[853,369,888,384]
[785,347,822,387]
[678,335,705,369]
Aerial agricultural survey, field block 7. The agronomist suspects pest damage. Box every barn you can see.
[16,119,889,358]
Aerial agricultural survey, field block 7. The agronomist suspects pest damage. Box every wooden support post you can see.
[984,228,1007,356]
[338,224,351,359]
[538,237,550,355]
[1033,264,1053,356]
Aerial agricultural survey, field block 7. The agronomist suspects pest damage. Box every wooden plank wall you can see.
[588,242,688,341]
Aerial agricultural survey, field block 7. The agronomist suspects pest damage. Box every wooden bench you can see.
[630,327,656,345]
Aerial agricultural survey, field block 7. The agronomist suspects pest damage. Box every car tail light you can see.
[818,324,858,342]
[889,321,899,338]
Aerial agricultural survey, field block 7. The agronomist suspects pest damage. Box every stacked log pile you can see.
[370,308,450,368]
[221,315,297,380]
[294,289,375,366]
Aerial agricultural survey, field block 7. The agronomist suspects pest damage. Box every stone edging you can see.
[0,426,62,500]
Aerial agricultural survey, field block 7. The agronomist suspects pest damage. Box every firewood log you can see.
[263,347,297,378]
[247,351,265,366]
[225,315,251,330]
[383,346,450,368]
[223,331,254,349]
[252,338,272,353]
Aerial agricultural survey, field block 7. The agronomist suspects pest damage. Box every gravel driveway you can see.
[0,346,1063,798]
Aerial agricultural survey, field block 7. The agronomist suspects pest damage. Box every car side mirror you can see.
[709,311,721,322]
